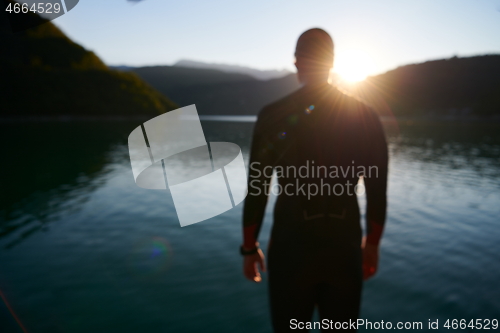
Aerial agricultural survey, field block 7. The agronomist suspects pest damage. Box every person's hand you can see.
[362,241,379,280]
[243,248,266,283]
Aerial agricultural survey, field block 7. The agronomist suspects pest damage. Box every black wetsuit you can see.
[242,83,388,332]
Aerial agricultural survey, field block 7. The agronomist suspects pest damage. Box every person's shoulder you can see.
[334,88,378,120]
[255,87,305,127]
[259,88,304,118]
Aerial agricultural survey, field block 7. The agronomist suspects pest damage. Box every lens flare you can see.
[305,105,315,114]
[128,237,173,279]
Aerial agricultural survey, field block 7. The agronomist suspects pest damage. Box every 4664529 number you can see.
[6,2,62,14]
[444,319,498,330]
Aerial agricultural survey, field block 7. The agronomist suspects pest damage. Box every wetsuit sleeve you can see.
[363,111,388,246]
[242,112,274,249]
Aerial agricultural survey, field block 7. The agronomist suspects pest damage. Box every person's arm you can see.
[362,110,388,280]
[241,113,274,282]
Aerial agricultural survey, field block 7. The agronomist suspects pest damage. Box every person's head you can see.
[294,28,334,85]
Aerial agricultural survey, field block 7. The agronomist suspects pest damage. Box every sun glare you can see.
[333,49,375,83]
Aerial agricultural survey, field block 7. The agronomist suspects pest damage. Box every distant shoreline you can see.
[0,115,153,123]
[1,114,499,123]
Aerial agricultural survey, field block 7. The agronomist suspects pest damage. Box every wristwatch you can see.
[240,244,259,256]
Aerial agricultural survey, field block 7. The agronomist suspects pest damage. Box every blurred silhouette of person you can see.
[241,28,388,332]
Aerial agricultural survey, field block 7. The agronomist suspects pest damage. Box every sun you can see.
[333,49,375,83]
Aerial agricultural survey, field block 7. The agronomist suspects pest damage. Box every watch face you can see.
[241,246,258,255]
[3,0,80,32]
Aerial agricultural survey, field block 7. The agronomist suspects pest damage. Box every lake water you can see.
[0,119,499,332]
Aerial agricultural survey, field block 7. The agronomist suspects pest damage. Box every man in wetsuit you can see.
[240,28,388,332]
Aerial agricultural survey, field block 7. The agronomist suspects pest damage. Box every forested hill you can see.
[129,55,500,117]
[351,55,500,117]
[130,66,300,115]
[2,1,497,118]
[0,2,177,117]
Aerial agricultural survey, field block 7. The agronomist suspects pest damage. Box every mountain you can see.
[349,55,500,117]
[0,2,177,117]
[174,59,291,80]
[130,55,500,117]
[159,73,299,116]
[132,65,257,90]
[130,65,300,115]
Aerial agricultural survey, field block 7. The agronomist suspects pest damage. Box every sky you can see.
[52,0,500,77]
